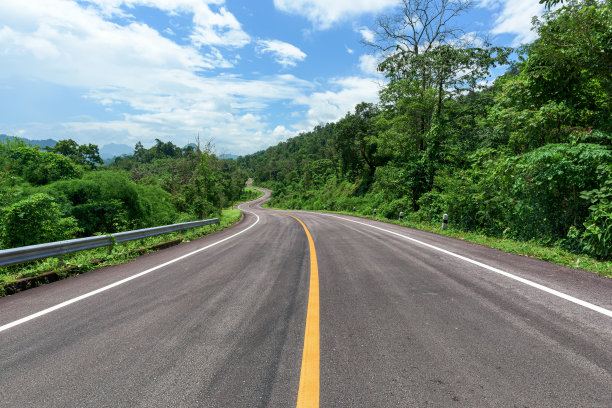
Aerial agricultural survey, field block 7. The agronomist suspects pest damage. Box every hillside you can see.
[239,0,611,263]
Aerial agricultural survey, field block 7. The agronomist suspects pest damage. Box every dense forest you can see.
[239,0,611,261]
[0,137,247,249]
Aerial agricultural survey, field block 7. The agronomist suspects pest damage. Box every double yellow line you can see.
[284,214,319,408]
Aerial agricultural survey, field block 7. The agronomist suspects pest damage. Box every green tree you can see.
[6,145,81,185]
[334,102,383,181]
[48,139,103,169]
[486,0,612,153]
[0,193,81,248]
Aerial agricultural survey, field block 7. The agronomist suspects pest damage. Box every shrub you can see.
[70,199,128,236]
[577,172,612,260]
[0,193,81,248]
[502,143,611,241]
[5,145,81,185]
[83,170,148,227]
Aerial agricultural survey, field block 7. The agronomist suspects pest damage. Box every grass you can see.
[240,186,265,201]
[263,202,612,278]
[0,207,244,295]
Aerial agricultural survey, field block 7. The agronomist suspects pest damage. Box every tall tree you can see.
[47,139,103,169]
[370,0,510,151]
[334,102,383,180]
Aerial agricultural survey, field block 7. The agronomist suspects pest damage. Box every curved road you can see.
[0,187,611,407]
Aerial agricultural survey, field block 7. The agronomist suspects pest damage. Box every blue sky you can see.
[0,0,547,155]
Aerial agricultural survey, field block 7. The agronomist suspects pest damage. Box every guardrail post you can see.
[442,213,448,230]
[57,254,64,267]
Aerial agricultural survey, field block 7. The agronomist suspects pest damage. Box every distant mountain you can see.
[219,153,239,160]
[0,134,57,149]
[99,143,133,159]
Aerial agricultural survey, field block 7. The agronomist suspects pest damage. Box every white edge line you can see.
[319,213,612,319]
[0,210,260,333]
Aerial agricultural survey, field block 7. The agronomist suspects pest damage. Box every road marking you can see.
[320,213,612,319]
[284,214,320,408]
[0,211,261,333]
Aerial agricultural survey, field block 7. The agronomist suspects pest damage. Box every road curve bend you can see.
[0,185,610,407]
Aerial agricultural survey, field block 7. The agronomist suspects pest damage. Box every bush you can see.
[40,179,102,207]
[416,168,507,235]
[379,197,412,219]
[5,145,81,185]
[577,172,612,260]
[83,170,148,228]
[70,199,128,236]
[502,143,611,241]
[0,193,81,248]
[135,184,178,226]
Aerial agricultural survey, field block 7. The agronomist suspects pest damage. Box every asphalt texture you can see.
[1,186,611,407]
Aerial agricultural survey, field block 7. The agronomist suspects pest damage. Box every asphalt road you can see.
[1,187,611,407]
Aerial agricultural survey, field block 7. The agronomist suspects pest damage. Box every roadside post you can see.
[442,213,448,230]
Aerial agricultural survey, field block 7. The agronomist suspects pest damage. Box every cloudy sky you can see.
[0,0,546,155]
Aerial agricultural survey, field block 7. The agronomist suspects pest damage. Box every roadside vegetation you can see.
[242,0,611,274]
[240,186,265,202]
[1,137,249,249]
[0,185,263,296]
[0,136,255,294]
[0,208,243,296]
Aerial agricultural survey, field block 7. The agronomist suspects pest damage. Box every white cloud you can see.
[189,4,250,48]
[270,125,295,142]
[85,0,250,48]
[256,39,307,68]
[346,46,354,54]
[359,27,375,43]
[358,54,381,76]
[293,76,381,129]
[274,0,399,30]
[0,1,386,154]
[455,32,485,48]
[476,0,497,10]
[0,0,311,153]
[478,0,545,46]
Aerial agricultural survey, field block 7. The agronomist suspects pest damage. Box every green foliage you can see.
[0,193,81,248]
[70,200,128,236]
[241,0,612,261]
[47,139,103,169]
[0,133,245,251]
[334,102,385,181]
[503,144,611,241]
[3,143,81,185]
[577,170,612,259]
[82,170,150,228]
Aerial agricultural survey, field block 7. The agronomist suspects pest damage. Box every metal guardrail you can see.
[0,218,219,267]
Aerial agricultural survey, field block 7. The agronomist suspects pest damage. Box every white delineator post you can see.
[442,213,448,230]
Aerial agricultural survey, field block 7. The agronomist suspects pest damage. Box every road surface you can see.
[1,187,611,407]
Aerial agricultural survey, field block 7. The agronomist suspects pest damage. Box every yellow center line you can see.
[284,213,319,408]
